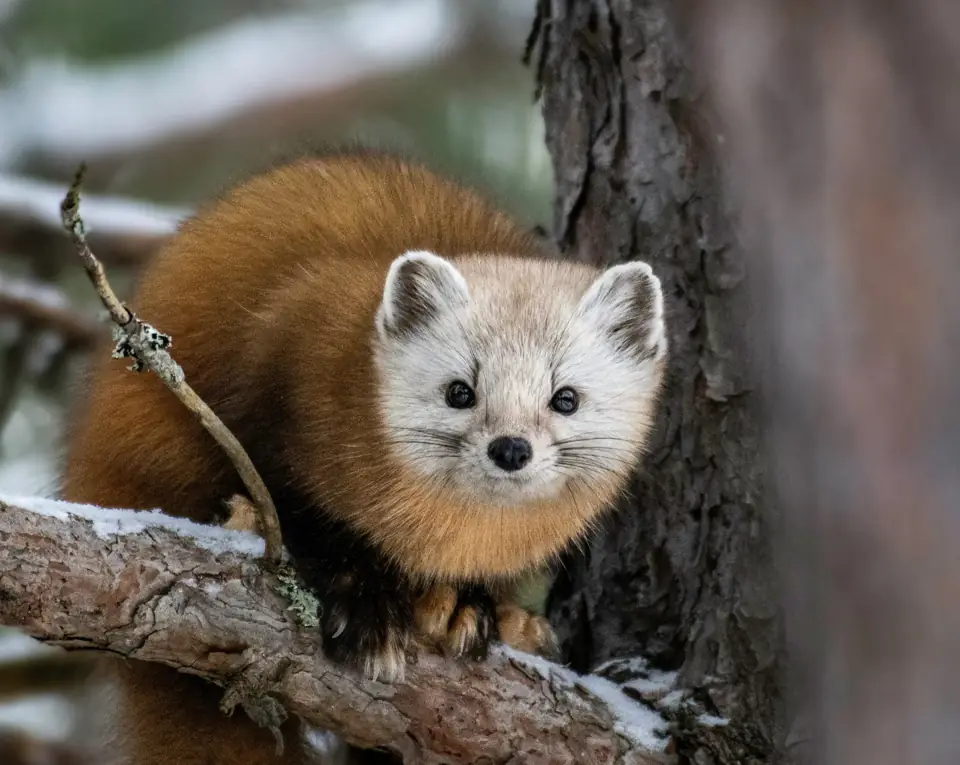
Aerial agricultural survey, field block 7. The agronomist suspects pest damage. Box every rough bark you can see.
[531,1,782,761]
[0,500,676,765]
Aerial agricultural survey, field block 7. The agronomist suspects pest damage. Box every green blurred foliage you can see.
[5,0,294,63]
[2,0,552,224]
[0,0,553,490]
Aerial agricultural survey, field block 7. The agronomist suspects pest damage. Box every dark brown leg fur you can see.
[106,659,311,765]
[274,502,415,684]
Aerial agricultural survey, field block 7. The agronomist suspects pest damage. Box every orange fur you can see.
[413,584,486,657]
[105,660,311,765]
[496,604,559,657]
[262,257,627,582]
[413,584,459,644]
[63,151,625,580]
[62,152,607,763]
[62,151,581,553]
[222,494,261,534]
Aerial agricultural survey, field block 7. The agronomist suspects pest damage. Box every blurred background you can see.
[0,2,547,758]
[0,0,551,499]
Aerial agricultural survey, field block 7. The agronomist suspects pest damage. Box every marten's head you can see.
[373,250,667,512]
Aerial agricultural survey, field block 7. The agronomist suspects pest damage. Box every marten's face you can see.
[373,251,667,508]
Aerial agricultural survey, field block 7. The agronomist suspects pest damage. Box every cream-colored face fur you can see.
[373,250,667,508]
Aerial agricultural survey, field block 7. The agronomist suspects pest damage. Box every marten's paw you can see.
[414,584,498,660]
[221,494,261,534]
[496,603,560,660]
[320,573,413,683]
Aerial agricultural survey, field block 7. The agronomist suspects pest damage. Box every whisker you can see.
[554,435,636,446]
[393,426,464,446]
[556,444,635,461]
[556,448,632,462]
[555,458,632,481]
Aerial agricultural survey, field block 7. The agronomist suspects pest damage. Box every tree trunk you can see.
[689,1,960,764]
[530,2,783,761]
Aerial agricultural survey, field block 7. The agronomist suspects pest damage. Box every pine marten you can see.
[60,150,668,764]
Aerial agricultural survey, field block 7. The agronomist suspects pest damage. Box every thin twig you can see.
[58,164,283,565]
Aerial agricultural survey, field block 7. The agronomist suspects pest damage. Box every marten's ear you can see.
[377,250,469,340]
[577,261,666,362]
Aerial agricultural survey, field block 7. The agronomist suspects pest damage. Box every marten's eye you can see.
[445,380,476,409]
[549,387,579,415]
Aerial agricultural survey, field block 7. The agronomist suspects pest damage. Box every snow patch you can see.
[595,656,730,729]
[0,494,266,557]
[659,689,688,710]
[0,696,77,741]
[495,644,574,684]
[0,628,56,662]
[698,714,730,727]
[596,655,678,700]
[623,672,678,696]
[0,454,57,497]
[595,655,652,676]
[0,273,72,311]
[303,726,347,759]
[575,673,669,751]
[495,645,669,752]
[0,0,466,164]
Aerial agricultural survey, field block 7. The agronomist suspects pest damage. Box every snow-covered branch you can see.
[0,274,98,349]
[0,174,183,265]
[0,497,675,764]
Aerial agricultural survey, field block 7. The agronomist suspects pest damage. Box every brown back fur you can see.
[60,152,586,764]
[63,151,616,583]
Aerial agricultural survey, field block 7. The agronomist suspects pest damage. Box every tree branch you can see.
[0,498,674,764]
[59,167,283,564]
[0,173,182,266]
[0,274,98,350]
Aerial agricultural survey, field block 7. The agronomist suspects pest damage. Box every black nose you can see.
[487,436,533,472]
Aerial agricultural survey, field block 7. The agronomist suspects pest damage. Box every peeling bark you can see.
[531,1,782,761]
[0,500,675,765]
